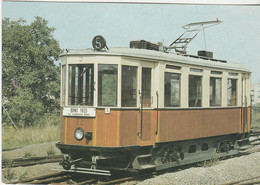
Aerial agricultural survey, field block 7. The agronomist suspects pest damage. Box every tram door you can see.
[138,63,155,146]
[241,74,249,135]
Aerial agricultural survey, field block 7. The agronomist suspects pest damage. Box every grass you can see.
[198,158,220,167]
[47,145,56,156]
[2,120,60,150]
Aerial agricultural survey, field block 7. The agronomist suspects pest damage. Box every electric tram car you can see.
[56,34,251,175]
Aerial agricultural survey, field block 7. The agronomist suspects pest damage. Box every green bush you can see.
[2,17,62,128]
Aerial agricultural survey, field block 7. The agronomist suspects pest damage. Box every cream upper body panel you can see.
[60,47,251,109]
[60,47,250,73]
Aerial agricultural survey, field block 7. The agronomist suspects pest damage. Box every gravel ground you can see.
[1,142,61,183]
[2,142,260,184]
[137,148,260,185]
[2,141,61,160]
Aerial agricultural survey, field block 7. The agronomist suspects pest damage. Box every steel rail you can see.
[2,155,63,168]
[221,175,260,185]
[9,171,65,184]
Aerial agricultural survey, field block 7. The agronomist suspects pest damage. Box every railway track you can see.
[249,131,260,137]
[8,170,155,185]
[6,132,260,185]
[221,174,260,185]
[2,155,63,168]
[9,172,71,184]
[249,132,260,146]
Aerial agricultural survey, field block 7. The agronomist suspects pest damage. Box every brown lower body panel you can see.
[157,108,247,143]
[60,107,250,147]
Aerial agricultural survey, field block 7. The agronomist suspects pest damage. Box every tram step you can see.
[251,141,260,145]
[234,138,250,149]
[52,166,111,176]
[238,145,252,151]
[132,154,156,170]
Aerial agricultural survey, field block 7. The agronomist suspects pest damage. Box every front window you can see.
[68,64,94,106]
[164,72,181,107]
[122,65,137,107]
[227,79,237,106]
[189,75,202,107]
[98,64,118,107]
[210,77,221,106]
[62,65,66,106]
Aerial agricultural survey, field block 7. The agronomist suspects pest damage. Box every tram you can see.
[56,21,251,175]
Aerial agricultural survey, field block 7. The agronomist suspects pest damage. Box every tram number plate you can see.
[63,107,96,117]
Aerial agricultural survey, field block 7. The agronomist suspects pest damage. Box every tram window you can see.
[211,71,222,75]
[62,65,66,106]
[142,68,152,107]
[68,64,94,106]
[98,64,118,107]
[210,77,221,106]
[190,68,203,73]
[189,75,202,107]
[166,65,181,70]
[122,66,137,107]
[164,73,180,107]
[229,72,238,76]
[227,79,237,106]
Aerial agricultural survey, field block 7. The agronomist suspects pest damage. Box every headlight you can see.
[74,127,84,141]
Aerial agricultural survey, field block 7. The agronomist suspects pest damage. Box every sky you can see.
[2,2,260,84]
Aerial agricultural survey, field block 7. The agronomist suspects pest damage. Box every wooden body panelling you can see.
[66,117,94,145]
[119,110,138,146]
[95,110,118,146]
[157,108,241,143]
[60,111,65,143]
[241,107,251,133]
[60,107,251,147]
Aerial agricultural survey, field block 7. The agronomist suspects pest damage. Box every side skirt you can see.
[134,134,242,171]
[156,149,238,171]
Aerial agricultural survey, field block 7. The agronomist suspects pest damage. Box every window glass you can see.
[62,65,66,106]
[122,66,137,107]
[164,73,180,107]
[166,65,181,70]
[211,71,222,75]
[210,77,221,106]
[227,79,237,106]
[98,64,118,107]
[190,68,203,73]
[142,68,152,107]
[68,64,94,106]
[189,75,202,107]
[228,72,238,76]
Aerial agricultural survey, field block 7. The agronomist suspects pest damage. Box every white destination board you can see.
[63,107,96,117]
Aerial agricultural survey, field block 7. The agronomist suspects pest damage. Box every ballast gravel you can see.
[137,149,260,185]
[2,142,260,184]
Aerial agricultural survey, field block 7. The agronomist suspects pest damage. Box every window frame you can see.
[210,77,222,107]
[164,72,181,108]
[121,65,138,108]
[141,67,152,108]
[188,75,203,108]
[97,64,118,107]
[68,64,94,106]
[61,65,66,106]
[227,78,238,106]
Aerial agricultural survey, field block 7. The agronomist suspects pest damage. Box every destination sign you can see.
[63,107,96,117]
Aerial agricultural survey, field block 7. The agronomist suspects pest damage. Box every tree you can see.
[2,17,62,127]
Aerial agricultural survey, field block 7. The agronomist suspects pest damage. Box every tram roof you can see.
[60,47,250,73]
